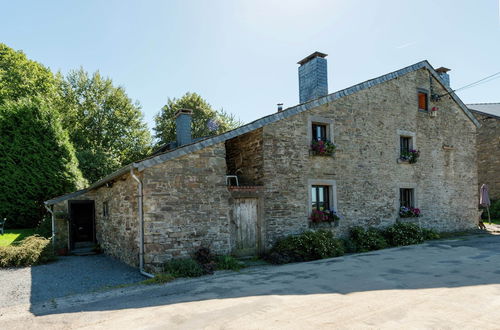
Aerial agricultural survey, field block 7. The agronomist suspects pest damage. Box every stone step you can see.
[71,247,97,256]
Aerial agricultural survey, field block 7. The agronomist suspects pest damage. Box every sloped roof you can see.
[468,103,500,118]
[45,60,480,205]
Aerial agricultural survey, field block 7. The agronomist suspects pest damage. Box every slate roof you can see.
[467,103,500,118]
[45,60,480,205]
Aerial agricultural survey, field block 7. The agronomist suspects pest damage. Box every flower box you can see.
[309,209,339,223]
[399,149,420,164]
[310,140,336,156]
[399,206,420,218]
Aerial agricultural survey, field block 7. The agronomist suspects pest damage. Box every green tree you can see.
[0,43,59,105]
[154,92,242,146]
[0,98,86,228]
[58,69,152,183]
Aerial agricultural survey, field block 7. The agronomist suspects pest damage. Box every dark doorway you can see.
[68,200,95,250]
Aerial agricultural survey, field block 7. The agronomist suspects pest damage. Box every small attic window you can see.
[418,90,428,111]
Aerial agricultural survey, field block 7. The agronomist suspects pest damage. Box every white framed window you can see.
[307,179,337,214]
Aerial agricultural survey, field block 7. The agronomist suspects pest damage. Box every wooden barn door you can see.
[233,198,258,256]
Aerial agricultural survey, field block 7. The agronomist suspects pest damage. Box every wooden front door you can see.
[233,198,258,256]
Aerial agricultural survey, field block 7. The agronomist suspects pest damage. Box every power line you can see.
[439,71,500,97]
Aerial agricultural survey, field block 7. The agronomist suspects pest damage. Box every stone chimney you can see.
[436,67,451,88]
[174,108,193,146]
[298,51,328,103]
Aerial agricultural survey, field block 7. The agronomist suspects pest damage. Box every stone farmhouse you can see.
[468,103,500,200]
[45,52,481,272]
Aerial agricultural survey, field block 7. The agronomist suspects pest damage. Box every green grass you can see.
[485,219,500,225]
[0,229,35,247]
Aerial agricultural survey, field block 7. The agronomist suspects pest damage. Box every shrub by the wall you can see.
[421,228,440,240]
[215,255,244,271]
[266,230,345,264]
[482,200,500,220]
[0,235,55,267]
[34,216,52,238]
[349,226,388,252]
[383,222,424,246]
[163,258,204,278]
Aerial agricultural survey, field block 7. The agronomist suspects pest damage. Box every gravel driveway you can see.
[0,255,144,308]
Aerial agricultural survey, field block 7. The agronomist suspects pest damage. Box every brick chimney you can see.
[174,108,193,146]
[436,67,451,88]
[298,51,328,103]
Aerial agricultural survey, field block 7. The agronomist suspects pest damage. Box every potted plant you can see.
[400,149,420,164]
[310,139,336,156]
[399,206,421,218]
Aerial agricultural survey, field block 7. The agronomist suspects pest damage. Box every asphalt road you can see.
[2,232,500,329]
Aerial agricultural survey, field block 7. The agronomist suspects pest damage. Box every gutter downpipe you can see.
[130,166,154,278]
[44,203,55,249]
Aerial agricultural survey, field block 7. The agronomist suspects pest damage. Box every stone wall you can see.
[261,68,478,247]
[51,175,139,267]
[141,142,231,272]
[52,201,70,250]
[51,67,480,268]
[472,111,500,200]
[92,173,140,267]
[225,128,264,185]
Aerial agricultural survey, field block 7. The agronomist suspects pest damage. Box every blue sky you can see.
[2,0,499,130]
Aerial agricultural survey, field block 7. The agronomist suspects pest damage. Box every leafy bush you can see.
[215,255,245,271]
[349,226,388,252]
[34,216,52,238]
[194,247,216,274]
[383,222,424,246]
[421,228,440,240]
[163,258,204,278]
[142,273,175,285]
[0,235,55,267]
[341,238,358,253]
[266,230,344,264]
[482,200,500,220]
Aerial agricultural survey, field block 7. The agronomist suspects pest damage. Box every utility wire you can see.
[439,71,500,97]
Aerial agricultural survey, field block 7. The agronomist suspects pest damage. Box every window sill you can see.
[397,159,413,164]
[309,150,335,157]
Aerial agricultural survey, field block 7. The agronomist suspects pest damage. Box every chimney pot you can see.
[436,67,451,88]
[174,108,193,146]
[277,103,283,112]
[298,51,328,103]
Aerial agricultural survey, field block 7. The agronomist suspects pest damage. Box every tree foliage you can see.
[0,43,59,105]
[0,98,86,228]
[154,92,241,146]
[57,69,152,183]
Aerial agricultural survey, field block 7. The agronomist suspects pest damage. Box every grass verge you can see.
[0,228,36,247]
